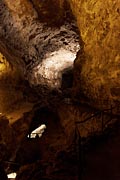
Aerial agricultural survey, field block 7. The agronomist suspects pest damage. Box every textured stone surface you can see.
[58,100,118,142]
[70,0,120,114]
[0,0,79,91]
[0,1,120,179]
[0,0,80,118]
[0,52,25,113]
[30,0,65,25]
[0,115,16,161]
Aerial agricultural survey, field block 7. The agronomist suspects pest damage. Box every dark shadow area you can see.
[61,67,73,90]
[80,118,120,180]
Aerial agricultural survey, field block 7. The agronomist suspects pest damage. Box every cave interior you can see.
[0,0,120,180]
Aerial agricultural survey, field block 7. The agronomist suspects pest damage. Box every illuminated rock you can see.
[70,0,120,113]
[28,124,46,138]
[0,0,79,91]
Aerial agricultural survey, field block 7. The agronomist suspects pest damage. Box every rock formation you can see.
[70,0,120,114]
[0,0,120,179]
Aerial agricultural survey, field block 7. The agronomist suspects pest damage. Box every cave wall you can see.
[69,0,120,113]
[30,0,64,25]
[0,0,66,71]
[0,1,120,179]
[0,52,26,113]
[0,0,119,145]
[0,0,119,134]
[0,0,120,113]
[0,0,62,113]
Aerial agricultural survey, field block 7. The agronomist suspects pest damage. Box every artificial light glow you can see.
[28,124,46,138]
[7,172,17,179]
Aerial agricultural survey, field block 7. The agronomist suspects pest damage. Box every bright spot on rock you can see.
[31,48,78,88]
[28,124,46,138]
[7,172,17,179]
[0,53,8,73]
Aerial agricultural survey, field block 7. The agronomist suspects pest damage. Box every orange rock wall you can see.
[70,0,120,113]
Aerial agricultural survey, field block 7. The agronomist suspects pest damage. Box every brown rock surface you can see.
[0,115,16,161]
[0,1,120,179]
[30,0,65,25]
[0,0,79,90]
[70,0,120,114]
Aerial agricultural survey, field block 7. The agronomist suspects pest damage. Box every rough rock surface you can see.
[0,115,16,161]
[0,0,120,179]
[0,0,80,123]
[0,53,25,113]
[0,0,79,91]
[70,0,120,114]
[30,0,65,25]
[58,99,118,142]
